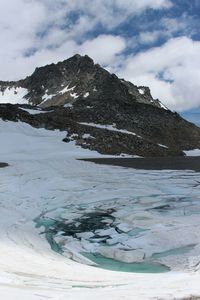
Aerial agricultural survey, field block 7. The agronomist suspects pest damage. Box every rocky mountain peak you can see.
[1,54,200,157]
[0,54,166,109]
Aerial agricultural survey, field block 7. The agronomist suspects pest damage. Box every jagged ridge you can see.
[0,54,164,109]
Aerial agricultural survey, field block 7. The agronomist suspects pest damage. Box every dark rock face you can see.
[0,54,200,157]
[0,162,9,168]
[0,54,163,109]
[0,102,200,157]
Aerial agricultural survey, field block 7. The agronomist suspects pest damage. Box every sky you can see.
[1,0,200,114]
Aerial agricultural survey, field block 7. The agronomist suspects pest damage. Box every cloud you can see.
[38,0,172,30]
[114,0,172,11]
[0,0,172,80]
[138,31,162,45]
[161,13,199,38]
[3,34,125,85]
[1,0,200,112]
[118,37,200,111]
[79,35,126,64]
[136,11,199,48]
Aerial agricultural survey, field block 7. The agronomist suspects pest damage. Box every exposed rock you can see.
[0,54,200,157]
[0,54,165,109]
[0,162,9,168]
[0,102,200,156]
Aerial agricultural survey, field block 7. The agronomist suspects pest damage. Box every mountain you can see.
[0,54,200,157]
[0,54,165,109]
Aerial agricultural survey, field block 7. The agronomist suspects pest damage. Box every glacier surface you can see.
[0,119,200,299]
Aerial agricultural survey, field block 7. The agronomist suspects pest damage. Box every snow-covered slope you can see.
[1,119,200,300]
[1,54,200,159]
[0,87,28,104]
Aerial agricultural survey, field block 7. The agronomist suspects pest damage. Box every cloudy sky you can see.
[1,0,200,113]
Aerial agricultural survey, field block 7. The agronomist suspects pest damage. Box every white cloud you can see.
[41,0,172,30]
[79,35,126,65]
[137,12,198,48]
[161,14,196,37]
[2,0,200,112]
[138,31,162,45]
[0,2,43,61]
[0,0,172,80]
[114,0,172,11]
[5,34,126,82]
[118,37,200,111]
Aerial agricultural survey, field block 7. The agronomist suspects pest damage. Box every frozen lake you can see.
[34,165,200,273]
[0,120,200,299]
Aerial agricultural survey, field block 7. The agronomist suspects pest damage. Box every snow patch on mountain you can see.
[41,91,57,102]
[158,143,169,149]
[20,107,54,115]
[0,87,28,104]
[84,92,90,98]
[138,88,145,95]
[158,100,168,110]
[64,103,73,108]
[60,85,76,95]
[79,122,142,138]
[184,149,200,156]
[70,92,79,99]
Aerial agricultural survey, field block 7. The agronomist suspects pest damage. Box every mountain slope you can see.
[0,54,164,109]
[0,54,200,157]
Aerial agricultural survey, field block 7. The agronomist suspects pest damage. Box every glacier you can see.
[0,119,200,299]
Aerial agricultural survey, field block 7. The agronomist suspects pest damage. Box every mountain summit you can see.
[0,54,200,157]
[0,54,165,109]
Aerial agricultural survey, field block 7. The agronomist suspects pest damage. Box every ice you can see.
[184,149,200,156]
[99,247,145,263]
[80,239,98,253]
[76,232,94,239]
[95,228,117,237]
[0,118,200,299]
[116,223,133,233]
[106,234,129,245]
